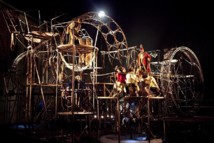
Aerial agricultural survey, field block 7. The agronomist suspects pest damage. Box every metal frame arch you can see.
[160,46,204,116]
[71,11,129,63]
[169,46,203,73]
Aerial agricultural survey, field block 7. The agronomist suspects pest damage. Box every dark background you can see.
[1,0,213,101]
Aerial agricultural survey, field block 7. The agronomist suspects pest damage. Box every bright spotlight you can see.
[101,115,104,119]
[98,11,105,18]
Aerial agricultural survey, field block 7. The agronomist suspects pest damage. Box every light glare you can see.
[98,11,105,18]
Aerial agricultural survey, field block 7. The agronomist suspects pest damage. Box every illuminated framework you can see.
[1,10,129,124]
[1,8,204,129]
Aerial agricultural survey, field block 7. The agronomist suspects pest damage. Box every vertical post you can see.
[97,98,100,140]
[71,39,76,143]
[55,49,59,118]
[25,48,29,124]
[38,10,41,26]
[29,47,33,123]
[147,97,151,143]
[117,97,120,143]
[71,47,76,112]
[24,12,30,34]
[92,26,99,110]
[147,98,150,128]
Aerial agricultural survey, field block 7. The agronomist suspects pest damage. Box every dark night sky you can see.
[2,0,214,99]
[3,0,213,48]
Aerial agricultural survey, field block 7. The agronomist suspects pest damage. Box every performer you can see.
[58,19,82,51]
[60,83,72,110]
[84,36,93,67]
[125,66,140,96]
[113,66,126,94]
[66,19,81,45]
[74,75,87,111]
[142,72,161,97]
[137,44,152,75]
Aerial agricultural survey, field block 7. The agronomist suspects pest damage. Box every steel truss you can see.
[1,10,129,124]
[1,8,204,128]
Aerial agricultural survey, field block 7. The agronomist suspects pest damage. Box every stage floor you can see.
[100,134,162,143]
[1,114,214,143]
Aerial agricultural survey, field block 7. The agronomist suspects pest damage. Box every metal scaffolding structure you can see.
[1,9,205,142]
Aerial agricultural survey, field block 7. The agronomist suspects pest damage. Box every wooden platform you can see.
[57,43,95,53]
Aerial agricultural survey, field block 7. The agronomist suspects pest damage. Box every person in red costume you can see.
[137,44,152,74]
[113,66,126,94]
